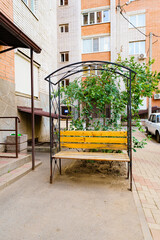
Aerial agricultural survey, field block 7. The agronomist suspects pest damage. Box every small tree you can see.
[60,57,160,149]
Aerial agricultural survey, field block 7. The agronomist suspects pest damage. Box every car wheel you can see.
[156,132,160,143]
[146,128,150,134]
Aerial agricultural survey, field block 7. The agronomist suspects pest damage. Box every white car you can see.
[145,113,160,143]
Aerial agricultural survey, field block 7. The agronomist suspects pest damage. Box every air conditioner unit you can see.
[154,93,160,100]
[138,53,146,60]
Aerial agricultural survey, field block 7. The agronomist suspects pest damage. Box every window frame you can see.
[59,24,69,33]
[129,13,145,28]
[60,52,69,62]
[61,79,70,87]
[59,0,68,6]
[82,9,110,26]
[82,36,110,54]
[129,41,145,55]
[22,0,35,13]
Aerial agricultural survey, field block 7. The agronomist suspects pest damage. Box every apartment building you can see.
[81,0,111,62]
[57,0,81,115]
[0,0,57,151]
[80,0,160,112]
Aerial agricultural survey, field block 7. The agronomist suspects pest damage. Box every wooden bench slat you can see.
[53,151,130,162]
[61,137,127,144]
[61,131,127,137]
[61,143,127,150]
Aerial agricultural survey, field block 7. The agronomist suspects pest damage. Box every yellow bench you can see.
[51,130,131,189]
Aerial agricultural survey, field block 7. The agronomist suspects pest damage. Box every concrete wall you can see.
[13,0,57,141]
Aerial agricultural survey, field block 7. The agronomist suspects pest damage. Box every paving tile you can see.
[150,229,160,240]
[133,131,160,240]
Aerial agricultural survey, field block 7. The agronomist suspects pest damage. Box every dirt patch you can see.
[64,160,127,177]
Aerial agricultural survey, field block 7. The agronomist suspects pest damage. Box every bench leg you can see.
[50,157,53,184]
[127,162,130,179]
[59,158,61,175]
[130,162,132,191]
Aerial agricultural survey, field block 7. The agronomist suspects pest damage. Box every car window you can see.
[149,115,153,121]
[152,115,156,123]
[157,115,160,123]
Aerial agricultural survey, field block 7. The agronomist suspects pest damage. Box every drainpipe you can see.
[31,48,35,170]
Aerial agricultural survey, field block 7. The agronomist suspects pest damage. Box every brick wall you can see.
[118,0,160,107]
[82,0,110,10]
[0,0,15,84]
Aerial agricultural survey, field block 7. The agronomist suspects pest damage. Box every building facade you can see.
[0,0,57,152]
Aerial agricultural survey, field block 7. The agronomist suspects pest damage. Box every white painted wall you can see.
[13,0,57,141]
[57,0,81,79]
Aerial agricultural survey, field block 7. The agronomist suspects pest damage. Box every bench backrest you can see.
[60,131,127,150]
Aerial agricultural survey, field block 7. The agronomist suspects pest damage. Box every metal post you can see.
[30,48,35,170]
[127,78,130,179]
[66,118,68,130]
[15,118,18,158]
[148,32,152,118]
[129,71,132,191]
[49,77,53,183]
[58,83,61,174]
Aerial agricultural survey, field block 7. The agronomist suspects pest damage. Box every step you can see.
[0,154,31,177]
[0,160,42,191]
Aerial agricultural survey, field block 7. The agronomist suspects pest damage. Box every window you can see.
[82,10,110,25]
[61,106,71,116]
[103,10,110,23]
[83,36,110,53]
[60,52,69,62]
[129,41,145,55]
[15,53,39,97]
[129,14,145,28]
[157,115,160,123]
[22,0,35,13]
[83,13,88,25]
[97,12,102,23]
[60,0,68,6]
[61,79,69,87]
[60,24,69,33]
[90,13,95,24]
[152,115,156,123]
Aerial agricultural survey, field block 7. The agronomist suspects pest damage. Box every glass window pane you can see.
[129,42,134,54]
[60,26,63,32]
[129,15,136,27]
[64,0,68,5]
[138,14,145,27]
[90,12,95,24]
[83,14,88,25]
[157,115,160,123]
[65,24,69,32]
[93,38,99,52]
[139,41,145,54]
[135,42,139,54]
[97,12,102,23]
[61,54,64,62]
[66,79,69,86]
[83,39,92,53]
[65,53,69,61]
[30,0,35,12]
[60,0,63,5]
[103,10,109,23]
[100,37,110,51]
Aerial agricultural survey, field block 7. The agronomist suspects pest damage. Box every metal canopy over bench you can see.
[45,61,136,191]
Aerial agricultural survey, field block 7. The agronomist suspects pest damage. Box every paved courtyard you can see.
[133,131,160,240]
[0,152,143,240]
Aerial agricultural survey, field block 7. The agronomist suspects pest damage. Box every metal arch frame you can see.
[45,61,136,191]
